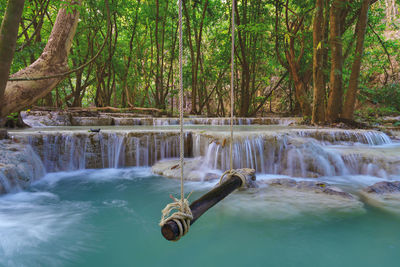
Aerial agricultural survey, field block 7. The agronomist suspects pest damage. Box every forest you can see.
[0,0,399,125]
[2,1,400,265]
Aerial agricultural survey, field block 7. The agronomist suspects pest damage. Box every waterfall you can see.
[0,142,46,193]
[26,131,187,172]
[15,127,397,179]
[191,130,397,178]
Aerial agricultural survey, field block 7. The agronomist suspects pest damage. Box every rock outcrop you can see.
[361,181,400,213]
[152,158,220,181]
[218,178,364,219]
[0,140,46,194]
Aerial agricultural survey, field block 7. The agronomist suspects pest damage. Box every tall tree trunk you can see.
[342,0,370,119]
[0,0,26,124]
[1,0,81,117]
[312,0,326,124]
[235,0,251,117]
[326,0,345,122]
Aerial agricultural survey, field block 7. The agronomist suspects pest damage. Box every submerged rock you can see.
[218,178,364,219]
[264,178,354,199]
[360,181,400,213]
[0,140,46,194]
[364,181,400,194]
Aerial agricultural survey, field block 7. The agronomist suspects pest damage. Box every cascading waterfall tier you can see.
[22,130,192,172]
[10,127,398,179]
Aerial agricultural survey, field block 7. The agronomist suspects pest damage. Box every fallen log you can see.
[67,106,163,113]
[161,168,256,241]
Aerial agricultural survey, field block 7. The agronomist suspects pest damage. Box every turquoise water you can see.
[1,168,399,267]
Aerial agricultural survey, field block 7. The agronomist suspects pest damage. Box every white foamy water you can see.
[0,191,92,267]
[35,167,154,187]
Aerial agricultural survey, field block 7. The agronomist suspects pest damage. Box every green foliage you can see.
[6,113,18,122]
[1,0,399,118]
[359,83,400,113]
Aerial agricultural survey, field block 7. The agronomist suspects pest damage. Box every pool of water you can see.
[1,168,399,267]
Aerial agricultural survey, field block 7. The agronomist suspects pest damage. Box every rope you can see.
[160,0,237,240]
[229,0,235,170]
[219,169,247,188]
[159,196,193,241]
[159,0,192,241]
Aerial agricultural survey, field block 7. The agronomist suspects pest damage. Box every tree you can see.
[311,0,326,124]
[0,0,81,118]
[326,0,346,122]
[0,0,26,125]
[342,0,371,119]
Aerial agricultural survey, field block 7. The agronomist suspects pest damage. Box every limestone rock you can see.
[360,181,400,213]
[0,140,46,194]
[364,181,400,194]
[218,178,364,219]
[71,116,113,126]
[152,158,220,181]
[21,111,71,127]
[265,178,354,199]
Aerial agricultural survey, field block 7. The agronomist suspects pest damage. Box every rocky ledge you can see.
[152,158,221,181]
[360,181,400,213]
[0,140,45,194]
[21,110,302,127]
[218,178,364,219]
[263,178,354,199]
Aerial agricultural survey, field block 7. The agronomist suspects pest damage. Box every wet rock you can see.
[382,116,400,124]
[152,158,221,181]
[364,181,400,194]
[71,116,113,126]
[0,140,46,194]
[218,179,364,219]
[264,178,354,199]
[360,181,400,213]
[21,111,71,127]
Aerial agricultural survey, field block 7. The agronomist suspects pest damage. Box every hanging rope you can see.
[220,0,241,184]
[159,0,192,241]
[229,0,235,171]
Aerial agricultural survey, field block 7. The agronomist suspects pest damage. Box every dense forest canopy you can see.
[0,0,399,124]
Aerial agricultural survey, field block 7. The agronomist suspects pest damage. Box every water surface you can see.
[1,168,399,267]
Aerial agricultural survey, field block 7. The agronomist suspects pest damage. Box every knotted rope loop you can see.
[219,169,247,188]
[159,196,193,241]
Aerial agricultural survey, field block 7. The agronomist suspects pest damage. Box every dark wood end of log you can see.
[160,168,256,241]
[161,221,181,241]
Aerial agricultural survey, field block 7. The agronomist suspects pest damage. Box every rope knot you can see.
[219,169,256,189]
[159,195,193,241]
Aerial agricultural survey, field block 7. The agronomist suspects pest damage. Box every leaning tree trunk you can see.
[0,0,81,118]
[342,0,370,119]
[0,0,26,125]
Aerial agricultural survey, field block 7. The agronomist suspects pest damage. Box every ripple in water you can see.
[0,191,93,267]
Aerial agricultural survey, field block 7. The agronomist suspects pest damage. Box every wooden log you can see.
[161,168,256,241]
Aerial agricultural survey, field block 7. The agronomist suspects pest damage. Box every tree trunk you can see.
[312,0,326,124]
[326,0,345,122]
[0,0,26,124]
[342,0,370,119]
[1,0,81,118]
